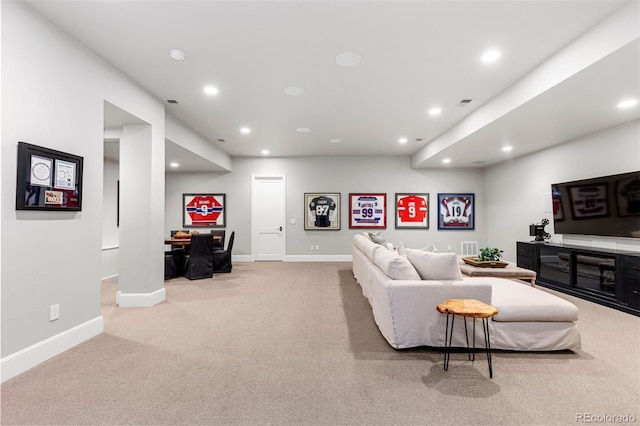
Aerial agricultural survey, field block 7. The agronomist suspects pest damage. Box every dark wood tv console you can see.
[517,241,640,316]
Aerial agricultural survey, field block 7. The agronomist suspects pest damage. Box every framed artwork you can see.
[349,193,386,229]
[437,193,475,230]
[16,141,84,211]
[616,177,640,217]
[395,193,429,229]
[183,193,226,227]
[568,184,608,219]
[305,193,340,230]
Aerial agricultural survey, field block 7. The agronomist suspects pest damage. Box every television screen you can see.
[552,171,640,239]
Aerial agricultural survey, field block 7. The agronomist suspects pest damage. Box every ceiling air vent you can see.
[472,160,487,165]
[458,99,473,107]
[217,139,226,143]
[166,99,179,104]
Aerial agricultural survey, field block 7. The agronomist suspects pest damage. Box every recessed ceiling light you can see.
[335,51,362,67]
[284,86,305,96]
[481,49,501,64]
[398,138,408,144]
[617,99,638,109]
[169,162,179,168]
[329,139,342,144]
[169,49,186,61]
[261,149,270,155]
[296,127,310,133]
[240,127,251,134]
[428,107,442,116]
[204,86,219,96]
[442,158,451,164]
[502,146,513,152]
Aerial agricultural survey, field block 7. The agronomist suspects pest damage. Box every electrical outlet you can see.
[290,218,296,225]
[311,245,315,251]
[315,245,320,251]
[447,245,452,251]
[49,304,59,322]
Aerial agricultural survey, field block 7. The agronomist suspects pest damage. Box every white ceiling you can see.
[25,0,639,172]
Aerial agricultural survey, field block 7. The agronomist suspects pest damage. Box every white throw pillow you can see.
[374,248,421,280]
[421,244,438,252]
[405,249,463,280]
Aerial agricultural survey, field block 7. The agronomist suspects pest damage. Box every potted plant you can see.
[463,247,507,268]
[478,247,504,262]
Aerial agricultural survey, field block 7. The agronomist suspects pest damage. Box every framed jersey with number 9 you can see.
[395,193,429,229]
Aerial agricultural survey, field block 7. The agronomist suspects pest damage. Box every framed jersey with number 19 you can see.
[305,193,341,230]
[395,193,429,229]
[437,193,475,230]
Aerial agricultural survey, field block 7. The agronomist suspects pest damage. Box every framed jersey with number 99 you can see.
[395,193,429,229]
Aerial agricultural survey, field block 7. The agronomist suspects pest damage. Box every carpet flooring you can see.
[1,262,639,425]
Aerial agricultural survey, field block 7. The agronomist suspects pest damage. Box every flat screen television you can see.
[551,171,640,239]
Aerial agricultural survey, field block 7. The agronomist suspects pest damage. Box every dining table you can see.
[164,235,222,246]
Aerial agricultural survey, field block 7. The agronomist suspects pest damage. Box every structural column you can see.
[117,123,165,306]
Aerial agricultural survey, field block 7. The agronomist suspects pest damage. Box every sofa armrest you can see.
[369,277,492,349]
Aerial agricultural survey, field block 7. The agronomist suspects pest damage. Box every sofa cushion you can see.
[374,248,421,280]
[368,231,387,245]
[405,250,463,280]
[489,278,579,322]
[398,242,437,257]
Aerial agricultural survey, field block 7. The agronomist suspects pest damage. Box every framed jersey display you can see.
[183,193,226,227]
[568,184,609,219]
[395,193,429,229]
[305,193,340,230]
[437,193,474,230]
[349,193,386,229]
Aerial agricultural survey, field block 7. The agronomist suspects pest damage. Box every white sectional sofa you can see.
[351,234,581,351]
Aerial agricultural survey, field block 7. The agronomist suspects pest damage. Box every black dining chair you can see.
[213,231,234,273]
[210,230,226,250]
[183,233,215,280]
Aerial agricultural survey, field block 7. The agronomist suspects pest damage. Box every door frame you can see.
[251,174,286,261]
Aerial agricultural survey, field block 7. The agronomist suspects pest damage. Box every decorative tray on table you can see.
[462,257,509,268]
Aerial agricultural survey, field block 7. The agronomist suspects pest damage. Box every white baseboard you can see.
[1,316,104,383]
[285,255,352,262]
[116,288,165,307]
[233,255,254,262]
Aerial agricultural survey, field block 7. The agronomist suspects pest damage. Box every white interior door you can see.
[252,174,286,261]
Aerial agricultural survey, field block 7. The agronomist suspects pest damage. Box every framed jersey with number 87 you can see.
[395,193,429,229]
[305,193,340,230]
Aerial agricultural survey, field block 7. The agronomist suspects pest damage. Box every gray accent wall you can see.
[166,156,488,257]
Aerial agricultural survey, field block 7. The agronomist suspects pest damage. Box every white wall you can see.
[165,156,487,258]
[102,158,119,278]
[484,119,640,262]
[1,2,165,380]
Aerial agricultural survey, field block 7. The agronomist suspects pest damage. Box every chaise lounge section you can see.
[351,234,581,351]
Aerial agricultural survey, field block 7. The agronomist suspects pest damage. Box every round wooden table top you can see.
[436,298,498,318]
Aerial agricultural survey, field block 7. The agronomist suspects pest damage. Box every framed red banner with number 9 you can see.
[437,193,475,230]
[349,193,386,229]
[395,193,429,229]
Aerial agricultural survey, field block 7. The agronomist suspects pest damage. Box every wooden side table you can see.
[436,299,499,378]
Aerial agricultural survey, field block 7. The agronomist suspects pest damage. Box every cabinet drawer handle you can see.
[634,290,639,295]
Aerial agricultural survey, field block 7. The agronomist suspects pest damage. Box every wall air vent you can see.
[166,99,179,104]
[458,99,473,106]
[461,241,478,256]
